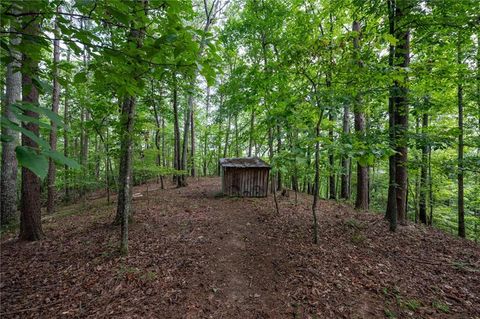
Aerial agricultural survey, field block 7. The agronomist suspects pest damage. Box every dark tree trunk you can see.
[203,86,210,176]
[276,125,282,191]
[115,3,146,254]
[47,8,61,214]
[190,104,196,177]
[419,110,429,224]
[352,20,368,210]
[248,108,255,157]
[1,22,21,226]
[235,114,240,157]
[172,76,182,187]
[19,14,44,241]
[394,3,410,225]
[180,90,192,187]
[327,103,335,199]
[63,48,71,202]
[340,104,350,200]
[457,38,465,238]
[223,114,231,158]
[312,119,321,244]
[116,97,136,254]
[386,0,397,231]
[395,21,410,224]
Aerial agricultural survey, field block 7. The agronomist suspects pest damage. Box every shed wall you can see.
[222,168,269,197]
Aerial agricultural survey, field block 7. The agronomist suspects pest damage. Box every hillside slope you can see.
[1,178,479,318]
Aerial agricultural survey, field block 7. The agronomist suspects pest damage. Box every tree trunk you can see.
[276,125,282,191]
[180,91,192,187]
[19,14,44,241]
[190,100,196,177]
[328,110,336,199]
[47,8,61,214]
[248,108,255,157]
[172,78,182,187]
[116,97,136,254]
[63,48,71,202]
[394,2,410,225]
[223,115,231,158]
[312,119,321,244]
[235,114,240,157]
[352,20,368,210]
[116,3,146,254]
[1,21,21,226]
[419,109,428,224]
[340,104,350,199]
[203,86,210,176]
[386,0,397,231]
[457,37,465,238]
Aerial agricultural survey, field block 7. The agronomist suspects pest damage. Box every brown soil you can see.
[1,178,479,318]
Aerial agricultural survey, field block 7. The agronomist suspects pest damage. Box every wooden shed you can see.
[220,157,271,197]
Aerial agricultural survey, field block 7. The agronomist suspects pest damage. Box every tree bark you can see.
[47,7,61,215]
[180,92,192,186]
[352,20,369,210]
[394,2,410,225]
[276,125,282,191]
[19,13,44,241]
[386,0,397,231]
[190,102,196,177]
[115,2,147,254]
[116,96,136,253]
[1,21,21,226]
[419,109,428,224]
[223,114,231,158]
[248,107,255,157]
[340,104,350,200]
[457,37,465,238]
[63,48,71,202]
[172,75,182,187]
[312,118,321,244]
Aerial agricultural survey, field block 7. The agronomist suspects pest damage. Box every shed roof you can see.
[219,157,270,168]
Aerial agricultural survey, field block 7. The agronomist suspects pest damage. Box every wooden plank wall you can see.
[222,168,269,197]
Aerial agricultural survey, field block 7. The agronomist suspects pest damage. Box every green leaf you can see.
[15,146,48,179]
[42,149,81,169]
[74,71,87,84]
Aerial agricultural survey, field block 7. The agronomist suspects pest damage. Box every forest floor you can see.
[1,177,479,319]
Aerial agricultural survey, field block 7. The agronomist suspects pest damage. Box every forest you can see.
[0,0,479,318]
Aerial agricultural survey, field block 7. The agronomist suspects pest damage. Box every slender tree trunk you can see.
[235,114,240,157]
[47,9,61,214]
[327,107,336,198]
[203,87,210,176]
[419,109,429,224]
[457,37,465,238]
[352,20,368,210]
[394,3,410,225]
[428,150,433,225]
[172,79,182,187]
[312,119,321,244]
[180,92,191,185]
[190,103,196,177]
[340,104,350,199]
[248,108,255,157]
[116,97,136,253]
[19,14,44,241]
[115,3,146,254]
[1,21,21,226]
[386,0,397,231]
[276,125,282,191]
[223,115,231,158]
[63,47,71,202]
[105,128,111,204]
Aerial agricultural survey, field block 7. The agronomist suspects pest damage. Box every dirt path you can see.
[1,178,479,318]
